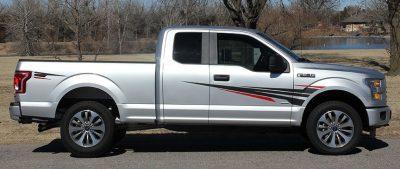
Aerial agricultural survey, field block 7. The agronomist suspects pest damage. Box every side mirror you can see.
[268,55,287,73]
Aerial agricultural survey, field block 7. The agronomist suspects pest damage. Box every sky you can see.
[339,0,365,9]
[0,0,365,10]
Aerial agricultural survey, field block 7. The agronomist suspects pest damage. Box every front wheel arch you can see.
[301,90,368,129]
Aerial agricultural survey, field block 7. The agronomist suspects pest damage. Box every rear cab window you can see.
[173,32,208,64]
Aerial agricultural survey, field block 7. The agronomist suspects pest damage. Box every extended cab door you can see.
[208,32,294,125]
[161,31,210,124]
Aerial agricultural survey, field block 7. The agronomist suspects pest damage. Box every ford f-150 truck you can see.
[9,26,391,157]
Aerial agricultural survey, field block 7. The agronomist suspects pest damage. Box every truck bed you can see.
[15,60,157,122]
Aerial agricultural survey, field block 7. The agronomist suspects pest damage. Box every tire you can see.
[306,101,362,155]
[113,124,127,144]
[60,101,115,157]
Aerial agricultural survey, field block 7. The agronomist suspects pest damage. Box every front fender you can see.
[302,77,370,107]
[291,77,371,126]
[50,73,127,104]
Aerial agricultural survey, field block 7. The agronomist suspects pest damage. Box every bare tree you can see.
[222,0,268,29]
[62,0,96,60]
[113,0,132,54]
[209,1,232,26]
[7,0,42,56]
[364,0,388,35]
[105,0,111,49]
[386,0,400,75]
[0,2,6,43]
[258,0,304,49]
[4,0,395,57]
[155,0,211,27]
[299,0,340,27]
[144,4,159,38]
[155,0,182,26]
[0,2,5,14]
[43,0,62,58]
[301,0,339,13]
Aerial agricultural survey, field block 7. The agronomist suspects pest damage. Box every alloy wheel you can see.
[68,110,106,147]
[316,110,354,148]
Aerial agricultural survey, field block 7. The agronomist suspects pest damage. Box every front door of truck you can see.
[162,31,210,124]
[208,33,294,125]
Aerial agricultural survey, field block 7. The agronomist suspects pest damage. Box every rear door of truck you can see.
[161,30,210,124]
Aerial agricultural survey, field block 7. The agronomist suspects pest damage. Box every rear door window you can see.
[173,33,203,64]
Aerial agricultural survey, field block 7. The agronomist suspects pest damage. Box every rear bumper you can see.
[9,102,54,123]
[367,106,391,127]
[9,102,22,121]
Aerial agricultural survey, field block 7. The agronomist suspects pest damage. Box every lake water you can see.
[302,36,390,50]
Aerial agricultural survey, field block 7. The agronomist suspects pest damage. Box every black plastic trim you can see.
[19,115,56,124]
[365,106,388,109]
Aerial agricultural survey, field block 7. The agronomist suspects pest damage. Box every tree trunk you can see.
[106,0,110,50]
[76,27,83,61]
[22,4,34,56]
[388,0,400,75]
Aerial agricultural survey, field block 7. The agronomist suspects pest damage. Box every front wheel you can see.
[60,101,115,157]
[306,101,362,155]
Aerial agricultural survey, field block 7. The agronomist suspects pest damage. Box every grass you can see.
[0,49,399,144]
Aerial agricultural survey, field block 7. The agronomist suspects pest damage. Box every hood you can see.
[296,63,385,79]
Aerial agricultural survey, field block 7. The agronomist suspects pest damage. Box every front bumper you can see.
[9,102,22,121]
[367,106,391,127]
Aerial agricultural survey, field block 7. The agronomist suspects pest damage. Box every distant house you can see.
[341,14,370,32]
[341,14,386,34]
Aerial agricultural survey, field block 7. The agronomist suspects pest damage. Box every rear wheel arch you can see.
[301,90,369,129]
[56,87,120,120]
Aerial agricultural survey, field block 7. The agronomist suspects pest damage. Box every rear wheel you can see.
[306,101,362,155]
[60,101,115,157]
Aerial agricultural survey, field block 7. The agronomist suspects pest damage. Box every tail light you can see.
[14,71,31,93]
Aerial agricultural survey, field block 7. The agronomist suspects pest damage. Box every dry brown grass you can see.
[0,50,399,145]
[0,43,15,56]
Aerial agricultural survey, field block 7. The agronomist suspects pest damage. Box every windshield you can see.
[256,32,308,62]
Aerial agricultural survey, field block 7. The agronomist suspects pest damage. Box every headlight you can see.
[366,79,383,100]
[371,80,381,88]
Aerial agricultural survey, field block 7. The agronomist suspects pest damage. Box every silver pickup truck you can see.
[10,26,391,156]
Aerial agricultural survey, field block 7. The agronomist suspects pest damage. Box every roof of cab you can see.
[161,25,259,33]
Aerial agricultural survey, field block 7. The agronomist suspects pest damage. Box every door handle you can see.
[214,74,230,81]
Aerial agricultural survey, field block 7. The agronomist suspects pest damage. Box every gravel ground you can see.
[0,133,398,169]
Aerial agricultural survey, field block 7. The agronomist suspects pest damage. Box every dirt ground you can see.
[0,49,399,144]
